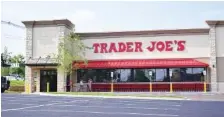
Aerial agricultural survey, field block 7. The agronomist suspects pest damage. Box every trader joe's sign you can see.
[92,40,186,53]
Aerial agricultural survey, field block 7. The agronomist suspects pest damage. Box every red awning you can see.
[73,59,208,69]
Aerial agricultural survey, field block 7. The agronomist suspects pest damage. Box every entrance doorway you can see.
[40,70,57,92]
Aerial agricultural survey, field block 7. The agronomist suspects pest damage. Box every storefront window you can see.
[155,69,168,82]
[134,69,150,82]
[77,69,132,83]
[170,68,181,82]
[144,69,156,82]
[114,69,132,82]
[77,67,206,83]
[169,68,205,82]
[192,68,205,81]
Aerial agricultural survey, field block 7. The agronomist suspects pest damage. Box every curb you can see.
[30,93,191,101]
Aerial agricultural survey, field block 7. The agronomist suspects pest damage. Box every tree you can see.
[52,32,91,81]
[1,46,12,67]
[10,54,25,77]
[1,67,10,76]
[10,54,25,64]
[1,47,12,76]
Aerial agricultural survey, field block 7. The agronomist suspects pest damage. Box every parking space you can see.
[2,94,224,117]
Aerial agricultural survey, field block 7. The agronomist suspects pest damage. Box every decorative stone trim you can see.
[209,26,218,92]
[26,27,33,60]
[25,66,35,93]
[57,25,66,92]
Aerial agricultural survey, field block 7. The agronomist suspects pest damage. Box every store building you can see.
[22,19,224,93]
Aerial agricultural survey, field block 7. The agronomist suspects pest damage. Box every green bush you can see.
[10,80,24,86]
[8,86,24,92]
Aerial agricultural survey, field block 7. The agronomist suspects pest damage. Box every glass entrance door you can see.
[40,70,57,92]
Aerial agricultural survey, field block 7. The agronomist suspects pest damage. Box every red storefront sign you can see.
[92,40,186,53]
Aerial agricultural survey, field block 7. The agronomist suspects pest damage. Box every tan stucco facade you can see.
[22,19,224,93]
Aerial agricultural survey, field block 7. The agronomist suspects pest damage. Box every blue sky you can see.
[1,1,224,56]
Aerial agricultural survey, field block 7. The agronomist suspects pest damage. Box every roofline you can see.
[206,20,224,26]
[77,28,209,38]
[22,19,75,29]
[25,63,58,66]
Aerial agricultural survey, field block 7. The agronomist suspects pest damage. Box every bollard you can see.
[47,82,50,93]
[26,83,28,94]
[28,84,30,94]
[25,84,28,94]
[149,82,152,92]
[204,82,207,93]
[27,84,29,94]
[170,82,173,93]
[111,83,114,93]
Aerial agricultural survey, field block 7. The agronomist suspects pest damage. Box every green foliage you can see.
[9,54,25,77]
[53,32,91,75]
[1,67,10,76]
[10,54,25,63]
[10,80,25,86]
[10,67,25,77]
[1,47,25,77]
[1,46,12,67]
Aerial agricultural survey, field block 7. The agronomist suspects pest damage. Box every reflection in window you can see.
[144,69,156,82]
[114,69,131,82]
[170,68,205,82]
[192,68,204,81]
[155,69,167,82]
[170,68,181,82]
[134,69,150,82]
[77,67,206,83]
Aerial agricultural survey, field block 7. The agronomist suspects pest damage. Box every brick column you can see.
[25,25,34,93]
[57,25,66,92]
[70,70,77,91]
[57,68,66,92]
[35,70,40,92]
[209,26,218,92]
[25,27,33,59]
[25,66,35,93]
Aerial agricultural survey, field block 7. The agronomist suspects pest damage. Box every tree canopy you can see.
[53,32,91,75]
[1,46,25,77]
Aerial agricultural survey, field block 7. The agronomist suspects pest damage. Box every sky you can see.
[1,1,224,56]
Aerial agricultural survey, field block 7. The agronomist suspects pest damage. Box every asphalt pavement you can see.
[1,93,224,117]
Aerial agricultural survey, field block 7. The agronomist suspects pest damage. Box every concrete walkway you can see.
[23,92,224,101]
[113,92,224,101]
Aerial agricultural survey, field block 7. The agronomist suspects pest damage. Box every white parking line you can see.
[4,99,81,103]
[56,105,180,111]
[23,104,37,106]
[3,102,21,105]
[21,109,179,116]
[76,101,181,107]
[1,100,89,112]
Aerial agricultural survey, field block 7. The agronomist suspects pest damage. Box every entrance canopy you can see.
[73,58,208,69]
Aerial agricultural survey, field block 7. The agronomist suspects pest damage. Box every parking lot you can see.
[2,94,224,117]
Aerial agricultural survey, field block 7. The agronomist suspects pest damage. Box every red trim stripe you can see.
[73,58,208,69]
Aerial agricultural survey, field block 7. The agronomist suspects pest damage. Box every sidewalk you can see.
[113,92,224,101]
[25,92,224,101]
[29,92,189,101]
